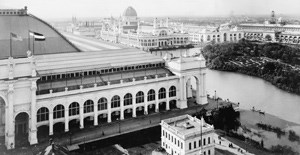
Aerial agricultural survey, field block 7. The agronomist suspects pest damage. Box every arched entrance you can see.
[53,122,65,136]
[98,113,108,124]
[170,100,177,109]
[37,125,49,143]
[15,112,29,147]
[84,116,94,128]
[186,76,197,99]
[159,102,167,111]
[148,104,156,114]
[111,111,120,122]
[124,108,133,119]
[136,106,144,116]
[223,33,227,42]
[69,119,80,132]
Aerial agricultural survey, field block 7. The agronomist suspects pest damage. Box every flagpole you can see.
[10,33,12,58]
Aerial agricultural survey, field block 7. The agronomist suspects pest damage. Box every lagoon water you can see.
[157,48,300,124]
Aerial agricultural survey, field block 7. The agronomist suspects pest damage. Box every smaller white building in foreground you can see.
[161,115,215,155]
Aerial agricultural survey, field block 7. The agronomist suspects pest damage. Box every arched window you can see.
[208,137,210,144]
[124,93,132,106]
[53,104,65,119]
[84,100,94,113]
[208,150,211,155]
[98,98,107,110]
[69,102,79,116]
[37,107,49,122]
[159,88,166,99]
[111,95,120,108]
[136,91,144,103]
[147,89,155,101]
[169,86,176,97]
[203,138,206,146]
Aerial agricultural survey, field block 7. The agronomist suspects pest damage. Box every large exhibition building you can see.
[0,7,207,149]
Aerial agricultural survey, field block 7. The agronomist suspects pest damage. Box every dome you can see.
[123,6,137,17]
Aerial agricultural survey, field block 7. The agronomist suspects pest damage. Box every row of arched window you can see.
[37,86,177,122]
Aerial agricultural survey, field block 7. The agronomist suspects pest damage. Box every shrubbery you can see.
[203,40,300,95]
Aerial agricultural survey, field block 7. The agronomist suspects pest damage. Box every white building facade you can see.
[161,115,215,155]
[100,6,190,50]
[0,7,208,150]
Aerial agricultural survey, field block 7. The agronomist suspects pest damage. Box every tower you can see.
[166,17,169,27]
[153,18,157,29]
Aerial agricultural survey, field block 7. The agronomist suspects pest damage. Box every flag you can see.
[29,31,46,41]
[11,33,23,41]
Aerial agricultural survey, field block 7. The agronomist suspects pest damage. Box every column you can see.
[132,97,136,118]
[166,89,170,110]
[29,81,38,145]
[107,100,112,123]
[6,83,15,149]
[79,103,84,129]
[200,70,208,105]
[93,100,98,126]
[196,79,200,105]
[49,111,53,135]
[155,92,159,112]
[120,97,124,120]
[64,108,69,132]
[144,93,148,115]
[179,76,187,109]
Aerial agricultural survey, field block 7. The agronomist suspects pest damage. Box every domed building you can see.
[121,6,138,32]
[0,6,208,150]
[101,6,191,50]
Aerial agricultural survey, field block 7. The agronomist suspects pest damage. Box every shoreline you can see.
[210,67,300,96]
[239,109,300,153]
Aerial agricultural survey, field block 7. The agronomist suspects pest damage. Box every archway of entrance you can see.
[53,122,65,137]
[37,125,49,143]
[111,111,120,122]
[124,108,133,119]
[15,112,29,147]
[159,102,167,111]
[148,104,156,114]
[84,116,94,128]
[136,106,144,116]
[98,113,108,124]
[69,119,80,132]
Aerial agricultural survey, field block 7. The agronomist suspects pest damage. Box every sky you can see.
[1,0,300,20]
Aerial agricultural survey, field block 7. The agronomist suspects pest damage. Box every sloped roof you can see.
[0,14,80,59]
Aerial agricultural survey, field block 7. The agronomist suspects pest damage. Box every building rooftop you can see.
[161,115,214,140]
[239,23,300,28]
[35,48,163,75]
[0,11,80,60]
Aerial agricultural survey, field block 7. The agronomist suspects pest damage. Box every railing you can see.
[36,73,174,95]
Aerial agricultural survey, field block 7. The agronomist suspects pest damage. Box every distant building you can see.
[161,114,215,155]
[238,11,300,44]
[100,6,190,50]
[188,23,244,45]
[0,7,208,150]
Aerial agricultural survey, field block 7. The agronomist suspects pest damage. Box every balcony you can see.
[36,68,175,95]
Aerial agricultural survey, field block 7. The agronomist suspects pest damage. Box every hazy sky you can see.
[1,0,300,19]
